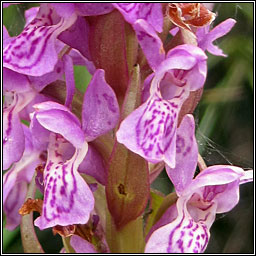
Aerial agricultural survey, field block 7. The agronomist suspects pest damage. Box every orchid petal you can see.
[74,3,114,16]
[3,92,36,170]
[184,165,246,196]
[187,167,253,213]
[184,61,207,91]
[19,93,54,121]
[27,60,64,92]
[58,16,91,59]
[3,3,20,8]
[133,19,165,71]
[34,101,85,148]
[142,73,154,103]
[145,197,214,253]
[239,169,253,184]
[117,92,182,167]
[3,26,12,48]
[150,45,207,93]
[3,125,41,203]
[3,68,31,93]
[197,19,236,57]
[35,134,94,229]
[113,3,163,33]
[3,125,41,230]
[78,144,107,185]
[63,54,75,108]
[49,3,75,18]
[166,114,198,194]
[25,7,40,26]
[4,181,27,230]
[68,49,96,75]
[3,109,24,170]
[146,204,178,242]
[70,235,97,253]
[3,4,76,76]
[82,69,119,141]
[201,181,240,213]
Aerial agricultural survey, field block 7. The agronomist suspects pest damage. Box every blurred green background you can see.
[3,3,254,253]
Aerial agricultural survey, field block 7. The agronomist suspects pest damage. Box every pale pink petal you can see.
[63,54,75,108]
[197,18,236,57]
[35,135,94,229]
[166,114,198,194]
[33,101,85,148]
[78,144,107,185]
[25,7,40,26]
[113,3,163,33]
[70,235,97,253]
[82,69,120,141]
[133,19,165,71]
[4,181,27,230]
[145,197,213,253]
[3,92,36,169]
[3,4,76,76]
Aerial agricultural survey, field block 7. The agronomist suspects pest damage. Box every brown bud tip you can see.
[52,224,76,237]
[19,198,43,216]
[168,3,216,31]
[35,163,45,174]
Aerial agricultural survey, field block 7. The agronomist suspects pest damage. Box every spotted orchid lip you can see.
[3,5,76,76]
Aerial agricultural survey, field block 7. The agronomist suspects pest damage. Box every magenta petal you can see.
[70,235,97,253]
[4,91,39,169]
[78,144,107,185]
[3,3,20,8]
[184,61,207,91]
[3,4,76,76]
[27,60,64,92]
[186,165,246,195]
[145,198,212,253]
[3,125,40,202]
[142,73,154,103]
[3,26,12,48]
[197,18,236,57]
[63,55,75,108]
[166,114,198,194]
[74,3,114,16]
[3,96,25,170]
[189,167,253,213]
[58,16,91,59]
[202,181,241,213]
[3,68,31,93]
[82,69,119,141]
[146,204,178,242]
[113,3,163,33]
[25,7,39,26]
[3,111,23,169]
[49,3,75,18]
[4,181,28,230]
[34,135,94,229]
[133,19,165,71]
[34,101,85,148]
[30,113,51,149]
[3,126,40,230]
[117,93,179,167]
[68,49,96,75]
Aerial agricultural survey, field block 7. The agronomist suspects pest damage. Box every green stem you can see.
[106,213,145,253]
[62,237,76,253]
[20,174,44,253]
